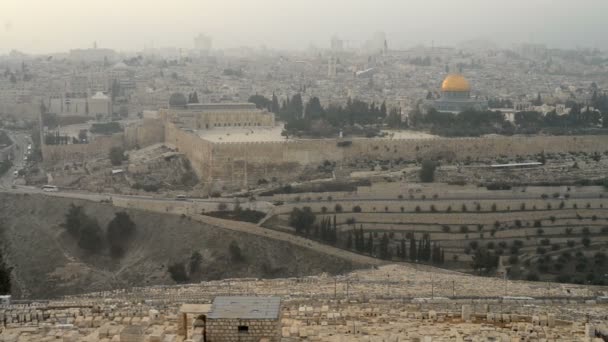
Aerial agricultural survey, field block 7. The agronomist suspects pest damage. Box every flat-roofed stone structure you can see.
[206,296,281,342]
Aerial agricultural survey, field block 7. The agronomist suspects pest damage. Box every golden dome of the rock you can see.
[441,74,471,92]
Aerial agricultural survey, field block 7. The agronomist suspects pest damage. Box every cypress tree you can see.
[410,235,417,261]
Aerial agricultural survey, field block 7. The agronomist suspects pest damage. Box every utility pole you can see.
[431,274,434,299]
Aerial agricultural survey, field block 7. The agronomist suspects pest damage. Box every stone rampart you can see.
[41,134,124,163]
[204,135,608,187]
[41,119,165,163]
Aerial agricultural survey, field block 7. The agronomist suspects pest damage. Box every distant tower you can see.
[331,36,344,52]
[328,56,337,78]
[194,33,213,55]
[93,41,97,49]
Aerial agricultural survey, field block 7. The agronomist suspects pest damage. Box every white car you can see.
[13,170,18,176]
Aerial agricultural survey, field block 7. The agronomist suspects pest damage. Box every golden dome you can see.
[441,74,471,92]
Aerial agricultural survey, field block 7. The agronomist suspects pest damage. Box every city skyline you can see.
[2,0,608,54]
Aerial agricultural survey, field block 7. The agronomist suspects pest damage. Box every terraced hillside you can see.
[262,184,608,285]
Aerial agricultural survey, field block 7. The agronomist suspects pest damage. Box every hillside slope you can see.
[0,193,363,299]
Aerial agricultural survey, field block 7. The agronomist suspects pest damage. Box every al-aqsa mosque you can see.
[428,74,487,113]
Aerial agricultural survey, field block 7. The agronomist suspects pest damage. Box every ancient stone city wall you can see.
[41,134,124,163]
[206,135,608,186]
[42,120,608,187]
[41,119,164,163]
[123,118,165,150]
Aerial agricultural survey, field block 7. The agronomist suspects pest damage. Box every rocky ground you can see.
[0,193,362,299]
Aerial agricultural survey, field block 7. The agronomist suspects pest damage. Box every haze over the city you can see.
[2,0,608,53]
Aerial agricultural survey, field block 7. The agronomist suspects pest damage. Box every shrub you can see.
[508,255,518,264]
[540,238,550,246]
[106,212,136,258]
[109,146,126,166]
[582,237,591,247]
[218,202,228,211]
[459,225,469,233]
[168,262,189,283]
[537,247,546,255]
[442,225,451,233]
[321,206,328,213]
[353,205,362,213]
[229,240,245,262]
[334,204,343,212]
[419,160,437,182]
[567,240,575,247]
[526,273,539,281]
[415,206,421,213]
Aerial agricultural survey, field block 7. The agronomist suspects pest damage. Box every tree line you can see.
[288,207,446,263]
[249,94,403,137]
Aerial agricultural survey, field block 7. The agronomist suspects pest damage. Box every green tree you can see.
[77,218,103,253]
[189,251,202,274]
[409,235,417,261]
[0,249,12,294]
[229,240,245,263]
[106,212,136,257]
[288,207,315,235]
[471,248,499,274]
[109,147,126,166]
[248,94,271,110]
[419,160,437,182]
[168,262,189,283]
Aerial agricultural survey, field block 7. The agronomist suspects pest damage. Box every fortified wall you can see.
[41,115,608,189]
[205,135,608,188]
[41,119,164,163]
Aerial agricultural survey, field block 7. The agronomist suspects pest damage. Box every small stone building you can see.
[206,296,281,342]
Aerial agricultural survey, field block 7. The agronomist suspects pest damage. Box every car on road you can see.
[13,170,18,176]
[41,185,59,192]
[175,195,188,201]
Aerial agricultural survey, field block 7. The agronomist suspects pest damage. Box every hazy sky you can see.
[2,0,608,54]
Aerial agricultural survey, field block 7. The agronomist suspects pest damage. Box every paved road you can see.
[0,184,385,267]
[0,131,30,189]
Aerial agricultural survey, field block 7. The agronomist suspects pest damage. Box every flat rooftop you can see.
[208,296,281,320]
[198,125,286,143]
[185,103,257,111]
